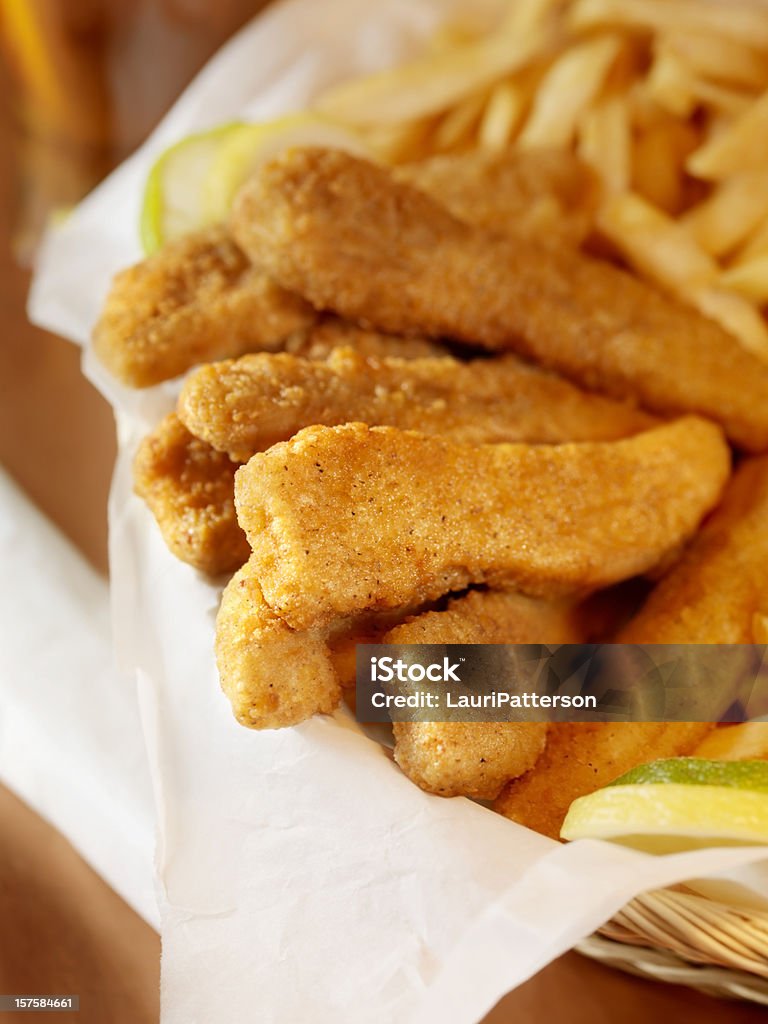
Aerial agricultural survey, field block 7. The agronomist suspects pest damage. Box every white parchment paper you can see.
[28,1,768,1021]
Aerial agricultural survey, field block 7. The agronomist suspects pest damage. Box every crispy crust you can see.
[216,555,425,728]
[397,147,599,244]
[133,413,250,575]
[93,226,315,387]
[232,148,768,451]
[387,590,585,800]
[494,722,714,839]
[234,418,730,629]
[178,348,655,462]
[619,455,768,642]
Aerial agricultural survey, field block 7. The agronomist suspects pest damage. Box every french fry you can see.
[631,116,697,214]
[725,256,768,303]
[598,191,718,292]
[687,79,754,117]
[363,118,435,165]
[683,172,768,258]
[690,287,768,360]
[687,89,768,180]
[314,17,552,126]
[598,192,768,356]
[577,94,631,194]
[519,33,623,149]
[645,44,697,118]
[433,88,488,151]
[734,216,768,265]
[664,31,768,91]
[478,80,526,150]
[569,0,768,52]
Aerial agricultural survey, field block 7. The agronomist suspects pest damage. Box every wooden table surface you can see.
[1,31,766,1024]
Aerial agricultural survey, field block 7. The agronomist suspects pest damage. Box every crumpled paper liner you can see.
[28,1,768,1021]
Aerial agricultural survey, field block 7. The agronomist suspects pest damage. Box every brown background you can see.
[0,8,766,1024]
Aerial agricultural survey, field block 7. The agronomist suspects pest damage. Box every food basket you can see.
[28,0,768,1018]
[579,887,768,1004]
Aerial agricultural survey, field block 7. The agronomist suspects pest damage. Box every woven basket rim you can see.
[584,886,768,1004]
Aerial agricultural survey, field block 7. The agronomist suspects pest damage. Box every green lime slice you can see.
[140,121,245,254]
[561,758,768,849]
[610,757,768,792]
[139,114,371,255]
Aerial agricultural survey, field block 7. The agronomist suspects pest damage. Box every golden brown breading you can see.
[384,589,584,645]
[178,347,655,461]
[619,456,768,642]
[216,557,341,727]
[231,148,768,451]
[136,321,450,572]
[388,589,586,800]
[393,722,548,801]
[93,226,315,387]
[133,413,250,575]
[234,418,730,629]
[286,317,447,361]
[495,722,714,839]
[397,147,599,245]
[216,555,424,728]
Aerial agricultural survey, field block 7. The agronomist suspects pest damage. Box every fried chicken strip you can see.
[179,347,654,461]
[619,456,768,643]
[397,147,599,245]
[133,413,250,575]
[384,590,584,645]
[387,590,585,800]
[232,148,768,451]
[287,317,447,361]
[135,321,448,574]
[394,721,548,802]
[216,555,425,728]
[495,722,714,839]
[234,418,730,630]
[93,226,315,387]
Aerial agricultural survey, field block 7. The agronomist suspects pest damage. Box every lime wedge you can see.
[561,758,768,849]
[141,122,244,255]
[140,114,370,254]
[609,757,768,791]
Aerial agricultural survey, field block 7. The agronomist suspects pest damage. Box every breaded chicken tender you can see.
[133,413,250,575]
[216,555,423,727]
[384,589,584,645]
[619,456,768,642]
[234,418,730,629]
[216,557,341,727]
[179,348,655,461]
[287,317,447,361]
[232,148,768,451]
[93,226,315,387]
[393,722,548,801]
[387,590,585,800]
[136,321,449,573]
[495,722,714,839]
[397,147,599,245]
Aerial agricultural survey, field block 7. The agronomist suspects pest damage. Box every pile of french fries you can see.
[315,0,768,360]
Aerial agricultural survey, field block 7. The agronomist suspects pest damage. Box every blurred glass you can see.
[0,0,266,262]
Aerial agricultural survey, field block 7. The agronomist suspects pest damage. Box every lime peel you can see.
[609,757,768,793]
[139,114,370,255]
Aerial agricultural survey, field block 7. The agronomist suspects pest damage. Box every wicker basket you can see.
[577,887,768,1004]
